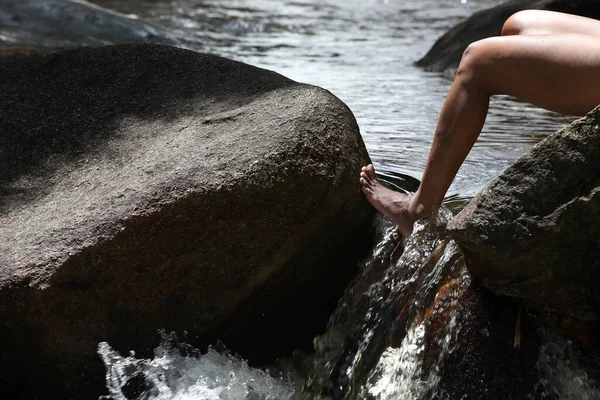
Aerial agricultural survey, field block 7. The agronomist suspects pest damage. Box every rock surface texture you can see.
[417,0,600,71]
[448,106,600,320]
[417,247,542,400]
[0,43,373,398]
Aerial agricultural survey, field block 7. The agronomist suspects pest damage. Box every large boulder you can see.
[417,0,600,71]
[448,106,600,320]
[0,43,373,398]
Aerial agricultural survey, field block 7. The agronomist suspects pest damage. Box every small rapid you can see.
[98,210,464,400]
[303,208,461,399]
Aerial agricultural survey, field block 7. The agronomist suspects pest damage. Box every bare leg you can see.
[502,10,600,37]
[361,30,600,237]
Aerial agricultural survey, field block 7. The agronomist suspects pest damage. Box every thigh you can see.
[463,34,600,116]
[503,10,600,37]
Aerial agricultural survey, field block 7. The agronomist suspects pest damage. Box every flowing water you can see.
[1,0,596,398]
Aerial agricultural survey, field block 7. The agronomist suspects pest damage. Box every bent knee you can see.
[456,39,494,82]
[454,38,507,95]
[502,10,547,36]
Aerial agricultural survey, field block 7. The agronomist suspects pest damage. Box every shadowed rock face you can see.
[419,260,541,400]
[416,0,600,72]
[0,43,374,398]
[448,106,600,320]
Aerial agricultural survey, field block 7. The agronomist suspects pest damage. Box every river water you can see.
[1,0,575,199]
[1,0,594,398]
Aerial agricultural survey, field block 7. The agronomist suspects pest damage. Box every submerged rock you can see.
[417,0,600,71]
[0,0,177,54]
[448,106,600,320]
[0,43,373,398]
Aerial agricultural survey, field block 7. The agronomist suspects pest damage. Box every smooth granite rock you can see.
[448,106,600,320]
[0,43,374,398]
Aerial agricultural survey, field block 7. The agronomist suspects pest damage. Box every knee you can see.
[454,38,498,95]
[501,10,542,36]
[456,39,491,82]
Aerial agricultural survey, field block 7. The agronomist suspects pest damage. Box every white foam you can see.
[98,337,295,400]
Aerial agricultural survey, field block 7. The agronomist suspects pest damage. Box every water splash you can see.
[536,329,600,400]
[97,214,600,400]
[98,333,295,400]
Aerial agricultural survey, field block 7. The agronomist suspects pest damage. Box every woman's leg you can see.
[360,33,600,237]
[502,10,600,37]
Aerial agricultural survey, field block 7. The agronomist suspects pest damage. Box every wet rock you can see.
[121,373,154,400]
[418,262,541,400]
[302,216,599,399]
[0,43,373,398]
[448,106,600,320]
[417,0,600,71]
[418,252,600,400]
[0,0,177,54]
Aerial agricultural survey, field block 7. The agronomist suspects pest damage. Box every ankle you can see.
[408,192,432,220]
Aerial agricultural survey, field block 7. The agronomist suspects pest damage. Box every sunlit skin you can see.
[360,10,600,237]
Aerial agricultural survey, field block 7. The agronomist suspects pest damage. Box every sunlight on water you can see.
[98,334,294,400]
[357,239,466,400]
[363,323,432,399]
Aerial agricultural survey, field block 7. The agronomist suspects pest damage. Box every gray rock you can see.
[0,43,373,398]
[417,0,600,72]
[447,106,600,320]
[0,0,177,53]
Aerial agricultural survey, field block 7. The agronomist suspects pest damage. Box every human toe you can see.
[366,164,376,179]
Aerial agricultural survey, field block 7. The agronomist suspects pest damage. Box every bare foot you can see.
[359,164,418,237]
